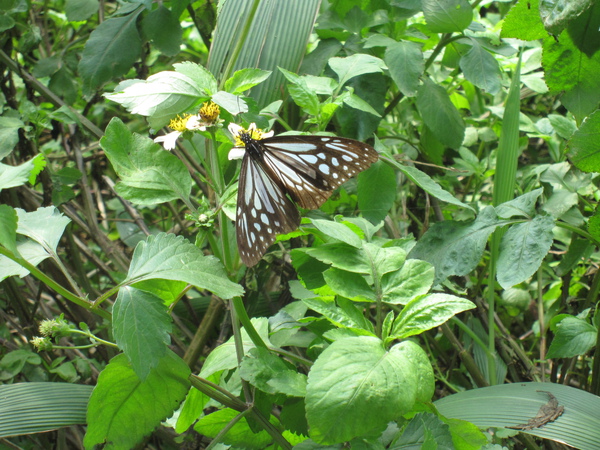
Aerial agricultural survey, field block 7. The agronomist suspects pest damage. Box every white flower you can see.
[154,131,182,151]
[186,115,207,131]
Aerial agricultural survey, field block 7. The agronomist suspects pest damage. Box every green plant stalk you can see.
[230,296,267,349]
[537,268,546,382]
[205,410,252,450]
[189,375,247,411]
[488,51,523,384]
[218,0,262,89]
[0,247,110,320]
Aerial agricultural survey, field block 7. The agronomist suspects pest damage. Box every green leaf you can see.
[497,214,555,289]
[302,297,373,333]
[409,207,499,285]
[100,117,193,205]
[363,243,407,277]
[225,68,272,95]
[0,205,18,255]
[125,233,243,299]
[105,71,205,129]
[65,0,98,22]
[0,383,92,438]
[211,90,248,116]
[391,293,475,339]
[501,0,547,40]
[422,0,473,33]
[141,5,183,57]
[0,116,24,159]
[542,6,600,120]
[84,351,190,449]
[239,347,307,397]
[459,39,502,95]
[547,316,596,358]
[568,109,600,172]
[303,243,371,274]
[194,408,272,449]
[381,259,435,305]
[0,155,43,191]
[112,287,172,380]
[384,41,423,97]
[16,206,70,254]
[416,78,465,150]
[495,188,543,219]
[79,10,143,93]
[357,160,396,224]
[540,0,594,36]
[0,350,42,381]
[173,62,217,96]
[280,68,320,116]
[392,412,453,448]
[199,318,270,378]
[175,374,219,433]
[0,240,51,281]
[306,336,418,444]
[308,219,362,248]
[323,267,376,302]
[328,54,386,87]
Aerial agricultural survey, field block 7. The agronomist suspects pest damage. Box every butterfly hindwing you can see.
[235,134,379,266]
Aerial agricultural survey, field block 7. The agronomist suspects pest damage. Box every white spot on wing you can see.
[319,164,330,175]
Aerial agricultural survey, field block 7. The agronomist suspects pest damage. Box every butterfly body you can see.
[234,129,379,266]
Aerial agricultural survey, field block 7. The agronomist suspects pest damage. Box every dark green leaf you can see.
[381,259,435,305]
[459,40,502,95]
[84,352,190,449]
[112,287,172,380]
[384,41,423,97]
[547,316,596,358]
[323,267,376,301]
[358,160,396,224]
[142,5,183,57]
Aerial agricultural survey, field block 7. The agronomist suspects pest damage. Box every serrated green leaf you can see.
[239,347,307,397]
[381,259,435,305]
[408,207,499,285]
[568,110,600,172]
[16,206,70,253]
[540,0,594,36]
[392,412,453,448]
[323,267,375,302]
[422,0,473,33]
[0,116,24,159]
[0,205,18,255]
[112,287,172,380]
[105,72,205,129]
[357,160,396,224]
[416,78,465,150]
[328,54,386,87]
[141,5,182,57]
[459,39,501,95]
[384,41,423,97]
[304,243,370,274]
[79,11,143,93]
[125,233,243,299]
[100,118,193,205]
[497,214,555,289]
[194,408,272,449]
[225,68,272,95]
[306,336,417,444]
[501,0,547,40]
[308,219,362,248]
[84,352,190,449]
[391,293,475,339]
[547,316,596,358]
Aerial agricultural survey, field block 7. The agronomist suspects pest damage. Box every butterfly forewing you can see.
[236,153,301,266]
[236,134,379,266]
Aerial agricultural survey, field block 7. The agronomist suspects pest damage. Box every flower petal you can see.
[154,131,181,150]
[228,147,246,160]
[228,122,243,136]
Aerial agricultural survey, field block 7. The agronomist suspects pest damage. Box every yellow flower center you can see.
[199,101,221,123]
[234,126,268,147]
[168,114,192,132]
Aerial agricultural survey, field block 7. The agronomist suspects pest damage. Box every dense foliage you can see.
[1,0,600,448]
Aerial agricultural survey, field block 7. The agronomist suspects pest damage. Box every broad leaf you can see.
[125,233,243,299]
[0,116,24,159]
[225,68,272,95]
[391,293,475,339]
[141,6,182,57]
[328,54,386,87]
[358,160,396,224]
[547,316,596,358]
[306,336,418,444]
[497,214,555,289]
[0,205,18,255]
[381,259,435,305]
[100,118,193,206]
[195,408,272,449]
[84,351,190,449]
[16,207,70,253]
[460,39,501,95]
[112,287,172,380]
[79,10,143,93]
[384,41,423,97]
[323,268,375,302]
[409,207,499,285]
[422,0,473,33]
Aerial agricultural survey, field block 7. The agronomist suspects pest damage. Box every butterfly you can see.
[228,123,379,267]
